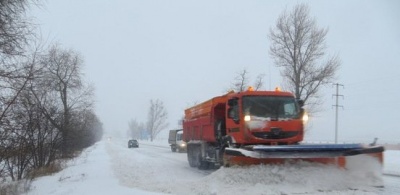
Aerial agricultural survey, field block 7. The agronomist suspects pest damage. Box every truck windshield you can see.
[176,133,183,141]
[242,96,300,120]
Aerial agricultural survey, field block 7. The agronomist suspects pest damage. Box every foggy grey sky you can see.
[32,0,400,143]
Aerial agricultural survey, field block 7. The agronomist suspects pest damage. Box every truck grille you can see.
[252,131,299,139]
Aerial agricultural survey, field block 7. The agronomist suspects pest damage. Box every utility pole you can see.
[332,83,344,144]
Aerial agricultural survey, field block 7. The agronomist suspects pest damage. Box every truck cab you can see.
[225,90,305,145]
[168,129,187,152]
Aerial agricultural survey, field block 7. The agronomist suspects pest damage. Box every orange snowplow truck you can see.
[183,88,384,169]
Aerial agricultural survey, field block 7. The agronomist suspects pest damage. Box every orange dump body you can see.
[183,94,228,143]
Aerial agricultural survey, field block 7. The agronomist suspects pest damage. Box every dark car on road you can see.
[128,139,139,148]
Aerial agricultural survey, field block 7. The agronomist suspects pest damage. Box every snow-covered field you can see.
[24,138,400,195]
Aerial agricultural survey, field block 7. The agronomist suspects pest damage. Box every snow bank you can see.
[25,141,162,195]
[179,162,382,195]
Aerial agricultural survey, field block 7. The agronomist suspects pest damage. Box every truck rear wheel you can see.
[187,143,213,169]
[187,144,198,167]
[188,144,205,168]
[171,146,176,152]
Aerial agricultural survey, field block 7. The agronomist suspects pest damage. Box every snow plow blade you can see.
[223,144,384,168]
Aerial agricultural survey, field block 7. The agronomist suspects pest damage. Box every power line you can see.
[332,83,344,144]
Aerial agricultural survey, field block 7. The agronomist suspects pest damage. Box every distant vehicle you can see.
[128,139,139,148]
[168,129,186,152]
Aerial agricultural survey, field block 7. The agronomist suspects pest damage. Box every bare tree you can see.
[0,5,42,156]
[269,3,340,113]
[69,109,103,149]
[0,46,59,181]
[0,0,35,57]
[146,99,168,141]
[228,69,265,92]
[0,45,41,182]
[0,44,100,181]
[0,0,40,137]
[32,44,94,156]
[253,73,265,91]
[0,43,41,124]
[232,69,249,92]
[0,1,102,184]
[128,118,144,140]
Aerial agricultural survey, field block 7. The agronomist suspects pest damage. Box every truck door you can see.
[226,98,242,144]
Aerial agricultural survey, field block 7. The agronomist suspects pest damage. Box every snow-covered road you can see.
[26,138,400,195]
[107,140,211,193]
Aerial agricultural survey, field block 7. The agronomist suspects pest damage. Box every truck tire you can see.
[188,144,206,168]
[187,143,212,169]
[171,146,176,152]
[194,146,208,169]
[187,144,197,167]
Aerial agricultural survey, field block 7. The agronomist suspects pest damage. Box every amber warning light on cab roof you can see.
[248,86,281,92]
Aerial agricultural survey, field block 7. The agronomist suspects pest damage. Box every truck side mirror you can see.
[299,108,305,117]
[227,108,234,118]
[228,107,240,124]
[227,98,240,124]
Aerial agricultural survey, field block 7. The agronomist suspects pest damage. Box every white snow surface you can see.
[24,138,400,195]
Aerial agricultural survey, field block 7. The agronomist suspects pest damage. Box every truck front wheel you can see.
[171,146,176,152]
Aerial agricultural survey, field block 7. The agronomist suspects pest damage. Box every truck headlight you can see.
[302,112,309,124]
[244,115,251,122]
